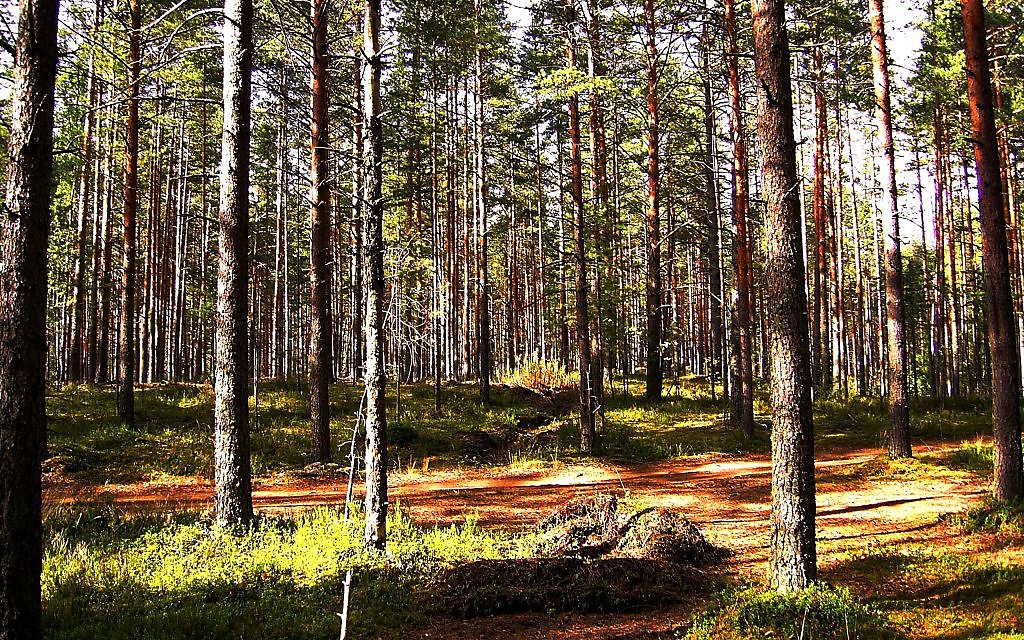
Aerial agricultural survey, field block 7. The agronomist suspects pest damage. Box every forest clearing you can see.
[38,379,1024,638]
[4,0,1024,633]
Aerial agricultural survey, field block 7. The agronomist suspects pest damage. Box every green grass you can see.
[47,378,1013,482]
[46,381,571,482]
[43,380,1024,639]
[832,547,1024,639]
[43,505,533,640]
[685,583,894,640]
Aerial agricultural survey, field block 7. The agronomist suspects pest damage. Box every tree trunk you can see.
[117,0,141,426]
[811,48,831,391]
[70,10,99,384]
[362,0,389,548]
[474,0,491,404]
[962,0,1024,502]
[869,0,911,459]
[350,49,364,381]
[753,0,817,591]
[309,0,332,462]
[0,0,58,634]
[272,64,288,379]
[726,0,755,438]
[214,0,255,526]
[643,0,663,402]
[566,13,596,452]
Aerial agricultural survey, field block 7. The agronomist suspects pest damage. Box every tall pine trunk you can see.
[566,12,596,452]
[117,0,141,426]
[0,0,59,634]
[643,0,663,402]
[726,0,755,438]
[869,0,911,459]
[309,0,333,462]
[214,0,255,526]
[753,0,817,591]
[962,0,1024,501]
[362,0,389,548]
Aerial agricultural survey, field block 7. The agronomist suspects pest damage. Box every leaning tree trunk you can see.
[869,0,911,459]
[962,0,1024,502]
[309,0,332,463]
[117,0,141,427]
[214,0,255,526]
[725,0,755,439]
[362,0,389,549]
[753,0,817,592]
[0,0,59,636]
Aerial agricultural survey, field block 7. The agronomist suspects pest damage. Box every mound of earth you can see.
[436,494,727,619]
[533,493,728,565]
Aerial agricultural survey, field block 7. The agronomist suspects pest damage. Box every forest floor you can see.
[41,379,1024,639]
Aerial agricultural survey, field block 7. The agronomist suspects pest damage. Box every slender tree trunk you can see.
[362,0,388,548]
[566,13,595,451]
[117,0,141,426]
[70,12,99,384]
[584,0,607,417]
[350,49,364,382]
[726,0,755,438]
[309,0,332,462]
[214,0,255,526]
[0,0,58,634]
[753,0,817,591]
[474,0,491,404]
[96,124,115,383]
[272,64,288,379]
[962,0,1024,501]
[565,33,598,448]
[811,48,831,391]
[643,0,663,402]
[869,0,911,458]
[702,27,724,400]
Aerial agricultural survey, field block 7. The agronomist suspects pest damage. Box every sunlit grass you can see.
[833,545,1024,639]
[43,504,531,640]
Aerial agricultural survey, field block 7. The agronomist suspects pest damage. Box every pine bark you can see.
[869,0,911,459]
[726,0,755,438]
[214,0,255,526]
[70,15,99,384]
[0,0,58,635]
[643,0,663,402]
[566,16,596,452]
[474,3,491,404]
[117,0,141,426]
[753,0,817,591]
[309,0,332,462]
[962,0,1024,501]
[362,0,389,548]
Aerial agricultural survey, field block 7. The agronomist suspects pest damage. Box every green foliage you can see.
[946,441,995,476]
[949,499,1024,537]
[686,584,892,640]
[834,547,1024,639]
[44,506,531,640]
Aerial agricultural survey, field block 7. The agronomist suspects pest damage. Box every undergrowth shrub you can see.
[946,441,994,475]
[43,505,533,640]
[498,358,578,391]
[686,584,893,640]
[947,499,1024,536]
